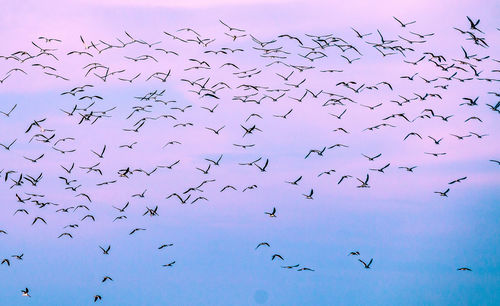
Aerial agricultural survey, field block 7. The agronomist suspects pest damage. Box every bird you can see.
[255,242,270,250]
[129,228,146,235]
[12,254,24,260]
[356,174,370,188]
[219,20,245,32]
[469,132,488,139]
[191,197,208,204]
[399,166,417,172]
[113,216,127,222]
[271,254,284,261]
[102,276,113,282]
[254,159,269,172]
[119,141,138,149]
[265,207,277,218]
[132,189,147,198]
[449,177,467,184]
[348,251,360,256]
[23,154,44,163]
[99,245,111,255]
[404,132,422,140]
[362,153,381,161]
[112,202,129,212]
[351,27,372,39]
[196,164,211,175]
[0,104,17,117]
[58,233,73,238]
[220,185,237,192]
[285,176,302,185]
[81,214,95,221]
[166,193,191,204]
[370,163,390,173]
[329,109,347,119]
[338,175,352,184]
[302,189,314,199]
[360,103,383,110]
[159,160,181,170]
[318,169,336,177]
[425,152,447,157]
[21,288,30,297]
[457,267,472,271]
[359,258,373,269]
[305,147,326,159]
[91,145,106,158]
[393,16,416,27]
[0,139,16,150]
[158,244,174,249]
[434,189,450,197]
[32,216,47,225]
[297,267,315,271]
[428,136,443,145]
[60,163,75,174]
[466,16,483,33]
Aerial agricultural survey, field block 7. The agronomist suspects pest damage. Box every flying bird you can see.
[265,207,277,218]
[359,258,373,269]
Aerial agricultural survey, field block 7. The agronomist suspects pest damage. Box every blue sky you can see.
[0,0,499,305]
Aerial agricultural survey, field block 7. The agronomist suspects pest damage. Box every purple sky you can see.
[0,0,499,305]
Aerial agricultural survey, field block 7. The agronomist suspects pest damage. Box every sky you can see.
[0,0,499,305]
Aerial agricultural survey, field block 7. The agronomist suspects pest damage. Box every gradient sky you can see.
[0,0,499,305]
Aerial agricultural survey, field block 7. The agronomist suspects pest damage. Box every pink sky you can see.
[0,1,499,304]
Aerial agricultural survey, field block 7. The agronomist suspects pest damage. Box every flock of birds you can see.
[0,15,498,302]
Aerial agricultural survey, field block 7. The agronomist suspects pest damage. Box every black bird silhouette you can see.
[32,216,47,225]
[0,104,17,117]
[23,154,44,163]
[393,16,416,27]
[91,145,106,158]
[297,267,315,271]
[102,276,113,282]
[449,177,467,184]
[158,244,174,249]
[362,153,381,161]
[399,166,417,172]
[129,228,146,235]
[255,159,269,172]
[0,139,16,150]
[370,163,390,173]
[99,245,111,255]
[356,174,370,188]
[265,207,277,218]
[219,20,245,32]
[21,288,30,297]
[434,188,450,197]
[272,254,284,261]
[302,189,314,199]
[359,258,373,269]
[457,267,472,271]
[285,176,302,185]
[255,242,270,250]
